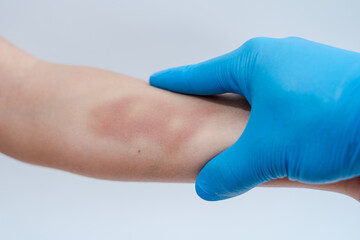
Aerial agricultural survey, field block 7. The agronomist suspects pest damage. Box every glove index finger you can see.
[149,52,237,96]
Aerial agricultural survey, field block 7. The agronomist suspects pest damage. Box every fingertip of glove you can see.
[195,181,225,201]
[149,69,172,87]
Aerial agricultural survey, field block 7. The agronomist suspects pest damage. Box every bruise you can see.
[89,95,216,150]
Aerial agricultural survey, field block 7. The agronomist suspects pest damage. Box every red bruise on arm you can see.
[89,94,217,154]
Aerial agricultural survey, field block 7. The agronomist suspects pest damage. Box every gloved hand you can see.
[150,37,360,201]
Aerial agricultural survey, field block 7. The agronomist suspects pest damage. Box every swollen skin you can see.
[89,94,218,155]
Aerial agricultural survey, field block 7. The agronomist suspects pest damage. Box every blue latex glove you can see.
[150,37,360,201]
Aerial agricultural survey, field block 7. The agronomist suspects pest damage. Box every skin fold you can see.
[0,37,358,201]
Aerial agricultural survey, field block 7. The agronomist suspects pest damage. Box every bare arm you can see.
[0,37,358,201]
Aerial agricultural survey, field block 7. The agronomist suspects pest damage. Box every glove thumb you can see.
[195,114,284,201]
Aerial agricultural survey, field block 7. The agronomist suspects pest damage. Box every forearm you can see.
[0,52,247,182]
[0,37,358,201]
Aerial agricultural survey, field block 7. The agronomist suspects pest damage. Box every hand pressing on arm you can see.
[0,36,359,201]
[150,37,360,201]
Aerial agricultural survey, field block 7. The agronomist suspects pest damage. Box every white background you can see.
[0,0,359,239]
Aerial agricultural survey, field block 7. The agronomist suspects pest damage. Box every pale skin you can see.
[0,37,359,201]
